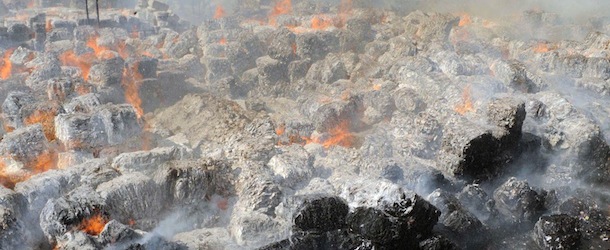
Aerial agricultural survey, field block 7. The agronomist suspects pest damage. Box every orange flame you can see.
[24,110,57,141]
[1,49,14,80]
[214,5,226,19]
[46,20,53,33]
[317,120,355,148]
[122,63,144,119]
[533,42,555,53]
[275,124,285,136]
[269,0,292,26]
[219,37,227,45]
[311,15,332,30]
[59,50,93,80]
[455,85,474,115]
[78,213,108,236]
[0,151,58,189]
[458,13,472,27]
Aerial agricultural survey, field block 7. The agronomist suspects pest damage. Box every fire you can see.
[311,15,332,30]
[77,213,108,236]
[1,49,14,80]
[219,37,227,45]
[122,63,144,119]
[291,43,297,54]
[24,110,57,141]
[458,13,472,27]
[46,20,53,33]
[533,42,555,53]
[372,84,382,91]
[317,120,355,148]
[59,50,93,80]
[269,0,292,26]
[275,124,285,136]
[0,151,58,189]
[455,85,474,115]
[214,5,226,19]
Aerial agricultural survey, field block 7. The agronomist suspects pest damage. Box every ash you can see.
[0,0,608,250]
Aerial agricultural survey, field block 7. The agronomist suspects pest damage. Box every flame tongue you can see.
[1,49,14,80]
[214,5,226,19]
[269,0,292,26]
[455,85,475,115]
[122,63,144,119]
[78,213,108,236]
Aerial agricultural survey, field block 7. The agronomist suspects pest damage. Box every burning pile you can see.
[0,0,609,250]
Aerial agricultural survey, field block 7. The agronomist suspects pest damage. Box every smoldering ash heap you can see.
[0,0,608,249]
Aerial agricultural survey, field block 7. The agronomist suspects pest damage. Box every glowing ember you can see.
[311,15,332,30]
[372,84,382,91]
[269,0,292,26]
[214,5,226,19]
[533,42,555,53]
[275,124,285,136]
[46,20,53,33]
[27,0,35,8]
[455,85,475,115]
[0,49,14,80]
[78,213,108,236]
[291,43,297,54]
[219,37,227,45]
[458,13,472,27]
[24,110,57,141]
[122,63,144,119]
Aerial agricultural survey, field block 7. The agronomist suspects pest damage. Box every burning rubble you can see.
[0,0,608,249]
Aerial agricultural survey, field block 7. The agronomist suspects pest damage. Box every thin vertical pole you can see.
[95,0,100,27]
[85,0,90,25]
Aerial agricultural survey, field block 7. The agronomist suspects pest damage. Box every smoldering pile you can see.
[0,0,609,249]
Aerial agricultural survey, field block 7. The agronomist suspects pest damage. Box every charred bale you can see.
[492,177,546,223]
[292,195,349,233]
[532,214,581,250]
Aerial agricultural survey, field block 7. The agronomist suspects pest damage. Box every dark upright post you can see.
[85,0,90,25]
[95,0,100,27]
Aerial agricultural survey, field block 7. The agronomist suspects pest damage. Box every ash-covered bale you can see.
[236,170,282,216]
[153,159,226,207]
[583,57,610,80]
[491,60,543,92]
[10,46,35,65]
[534,92,610,184]
[288,59,311,84]
[96,173,166,223]
[487,97,526,141]
[403,11,458,43]
[8,23,31,42]
[295,31,339,61]
[303,96,363,133]
[267,145,313,189]
[165,29,198,59]
[305,53,348,85]
[172,228,239,250]
[14,169,81,214]
[457,184,496,222]
[88,56,125,87]
[548,53,587,78]
[393,87,426,115]
[268,28,296,62]
[56,231,101,250]
[426,189,485,246]
[98,220,140,246]
[203,57,233,83]
[292,195,349,232]
[0,204,26,250]
[419,234,460,250]
[46,77,75,102]
[47,28,73,42]
[226,33,265,75]
[492,178,546,222]
[56,103,141,150]
[112,147,190,174]
[2,91,35,129]
[0,186,27,217]
[341,180,440,247]
[439,97,526,179]
[0,124,51,166]
[256,56,289,87]
[63,93,101,114]
[25,54,62,89]
[533,214,581,250]
[39,186,107,244]
[229,210,287,247]
[137,56,158,79]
